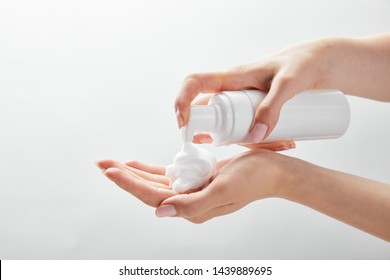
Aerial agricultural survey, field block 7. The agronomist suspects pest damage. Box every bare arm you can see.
[320,34,390,101]
[281,157,390,242]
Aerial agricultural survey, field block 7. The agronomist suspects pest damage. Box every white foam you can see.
[166,142,217,193]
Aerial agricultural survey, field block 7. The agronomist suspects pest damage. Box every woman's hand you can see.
[175,34,390,143]
[95,146,294,223]
[155,149,292,223]
[175,38,333,142]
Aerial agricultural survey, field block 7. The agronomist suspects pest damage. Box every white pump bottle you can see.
[183,89,350,145]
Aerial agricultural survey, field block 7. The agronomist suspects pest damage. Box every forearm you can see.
[279,159,390,241]
[319,34,390,101]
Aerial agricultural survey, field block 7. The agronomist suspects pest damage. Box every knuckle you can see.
[175,95,191,111]
[257,102,277,120]
[182,73,205,90]
[176,74,203,103]
[174,96,185,108]
[185,73,202,81]
[277,73,295,86]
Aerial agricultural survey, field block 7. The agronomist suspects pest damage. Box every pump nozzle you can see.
[182,104,218,142]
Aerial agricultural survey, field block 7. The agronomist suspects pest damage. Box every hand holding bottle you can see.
[175,34,390,144]
[175,38,331,142]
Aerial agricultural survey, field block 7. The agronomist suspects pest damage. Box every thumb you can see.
[250,75,298,142]
[155,183,225,219]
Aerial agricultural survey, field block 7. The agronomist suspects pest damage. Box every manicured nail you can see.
[175,107,184,129]
[250,123,268,143]
[199,137,213,144]
[156,204,177,217]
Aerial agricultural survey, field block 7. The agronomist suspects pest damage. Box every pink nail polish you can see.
[175,107,184,129]
[156,204,177,217]
[250,123,268,143]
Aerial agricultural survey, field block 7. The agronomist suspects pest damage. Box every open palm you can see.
[96,140,293,223]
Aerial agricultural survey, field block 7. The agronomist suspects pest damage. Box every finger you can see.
[104,168,176,207]
[175,69,259,128]
[124,165,170,187]
[156,178,232,218]
[124,162,171,186]
[250,73,300,142]
[124,160,166,175]
[241,140,296,151]
[97,159,169,189]
[192,133,213,144]
[186,202,244,224]
[96,159,127,172]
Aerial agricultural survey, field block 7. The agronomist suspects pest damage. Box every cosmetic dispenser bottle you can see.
[183,89,350,145]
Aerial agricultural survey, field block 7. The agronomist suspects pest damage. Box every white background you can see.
[0,0,389,259]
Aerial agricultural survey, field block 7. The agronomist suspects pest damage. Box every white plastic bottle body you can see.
[184,89,350,146]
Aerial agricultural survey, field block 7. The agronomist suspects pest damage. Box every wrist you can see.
[315,37,359,90]
[247,150,299,200]
[273,155,318,201]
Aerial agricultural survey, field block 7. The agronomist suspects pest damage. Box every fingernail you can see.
[156,204,177,217]
[289,142,296,149]
[199,137,213,144]
[250,123,268,143]
[95,161,104,171]
[175,107,184,129]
